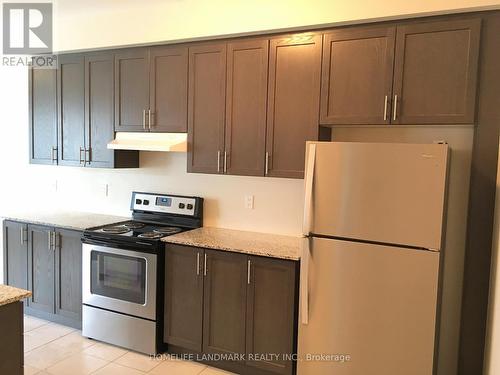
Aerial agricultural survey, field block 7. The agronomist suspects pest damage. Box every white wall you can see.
[51,0,500,51]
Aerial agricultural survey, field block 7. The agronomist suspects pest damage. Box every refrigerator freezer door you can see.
[297,237,439,375]
[305,141,448,250]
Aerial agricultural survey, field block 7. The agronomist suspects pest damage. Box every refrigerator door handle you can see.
[300,237,311,325]
[303,143,317,236]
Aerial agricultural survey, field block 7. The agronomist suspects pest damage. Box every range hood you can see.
[107,132,187,152]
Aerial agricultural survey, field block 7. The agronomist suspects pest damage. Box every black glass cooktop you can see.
[92,221,184,240]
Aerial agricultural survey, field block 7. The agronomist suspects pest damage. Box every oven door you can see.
[82,244,157,320]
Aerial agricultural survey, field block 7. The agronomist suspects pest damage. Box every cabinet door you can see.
[164,245,204,352]
[203,250,247,356]
[150,46,188,132]
[246,257,297,375]
[58,54,86,167]
[320,27,395,125]
[27,225,54,314]
[225,39,268,176]
[54,229,82,324]
[114,49,150,132]
[3,221,28,292]
[29,67,57,165]
[187,44,226,174]
[85,53,114,168]
[266,34,322,179]
[392,19,481,124]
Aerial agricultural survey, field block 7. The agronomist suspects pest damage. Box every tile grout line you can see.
[25,317,234,375]
[24,326,82,354]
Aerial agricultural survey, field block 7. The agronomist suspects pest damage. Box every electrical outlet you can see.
[245,195,254,209]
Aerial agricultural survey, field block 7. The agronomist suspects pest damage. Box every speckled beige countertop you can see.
[1,209,128,231]
[162,227,302,260]
[0,284,31,307]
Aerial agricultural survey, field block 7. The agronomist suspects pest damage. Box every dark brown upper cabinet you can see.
[266,33,322,179]
[57,54,86,167]
[149,46,188,132]
[114,49,150,132]
[224,39,269,176]
[392,18,481,124]
[55,53,138,169]
[29,67,58,165]
[187,43,226,174]
[85,53,139,168]
[85,53,115,167]
[115,47,188,132]
[320,27,396,125]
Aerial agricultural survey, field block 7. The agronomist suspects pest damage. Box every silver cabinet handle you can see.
[217,151,221,173]
[148,109,152,130]
[204,253,208,276]
[54,232,60,251]
[51,146,58,164]
[142,109,147,130]
[247,260,251,284]
[20,228,25,245]
[223,151,227,173]
[265,152,269,176]
[47,231,52,251]
[393,94,398,121]
[383,95,388,121]
[85,148,91,164]
[196,252,200,276]
[79,147,85,165]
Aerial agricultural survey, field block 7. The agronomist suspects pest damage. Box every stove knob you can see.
[135,199,142,205]
[178,203,185,209]
[186,204,193,210]
[143,200,149,205]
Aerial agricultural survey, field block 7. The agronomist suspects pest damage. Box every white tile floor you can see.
[23,315,235,375]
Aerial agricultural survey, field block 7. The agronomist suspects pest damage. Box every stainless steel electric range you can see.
[81,192,203,354]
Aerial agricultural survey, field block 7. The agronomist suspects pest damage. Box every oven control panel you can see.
[131,192,199,216]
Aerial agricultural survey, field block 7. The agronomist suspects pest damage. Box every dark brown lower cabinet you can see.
[3,221,82,328]
[246,256,297,375]
[203,250,248,356]
[164,245,204,352]
[54,229,82,323]
[164,245,298,375]
[3,221,28,293]
[27,225,55,314]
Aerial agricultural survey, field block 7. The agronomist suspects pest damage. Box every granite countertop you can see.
[1,209,129,231]
[162,227,302,260]
[0,285,31,307]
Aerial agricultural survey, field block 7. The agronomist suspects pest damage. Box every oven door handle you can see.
[82,237,152,249]
[135,241,153,246]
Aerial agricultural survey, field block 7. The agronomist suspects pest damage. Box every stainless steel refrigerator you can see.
[298,141,448,375]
